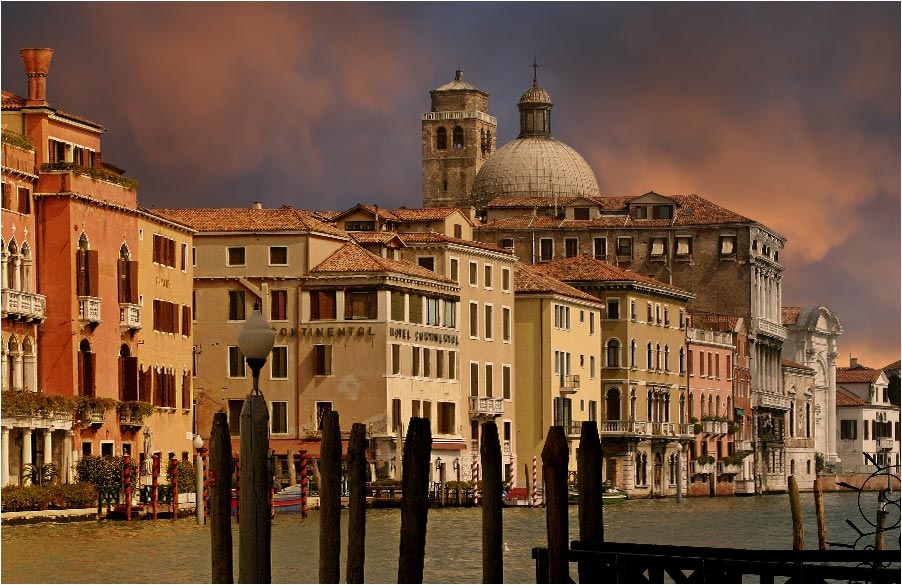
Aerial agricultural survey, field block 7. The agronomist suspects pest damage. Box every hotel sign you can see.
[389,327,459,346]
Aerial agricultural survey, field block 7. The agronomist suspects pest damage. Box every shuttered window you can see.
[310,291,337,320]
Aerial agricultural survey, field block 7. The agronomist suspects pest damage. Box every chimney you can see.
[850,356,858,368]
[20,48,54,106]
[251,202,263,209]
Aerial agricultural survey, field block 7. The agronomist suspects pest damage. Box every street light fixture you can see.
[238,302,275,393]
[193,434,205,525]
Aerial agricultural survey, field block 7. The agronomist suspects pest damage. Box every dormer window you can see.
[631,206,648,220]
[654,205,673,220]
[574,207,590,220]
[345,221,375,231]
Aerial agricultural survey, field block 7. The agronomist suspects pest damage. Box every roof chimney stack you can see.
[252,202,263,209]
[20,48,54,106]
[850,356,858,368]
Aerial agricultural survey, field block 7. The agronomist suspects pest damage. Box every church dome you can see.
[471,72,599,207]
[472,137,599,205]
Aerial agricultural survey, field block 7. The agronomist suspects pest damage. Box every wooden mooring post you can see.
[577,421,603,582]
[320,411,342,584]
[210,411,233,584]
[346,422,368,584]
[542,426,569,584]
[238,393,271,584]
[788,475,804,550]
[813,477,827,550]
[481,421,503,584]
[398,417,432,584]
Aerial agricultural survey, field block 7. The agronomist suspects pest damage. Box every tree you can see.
[888,374,900,406]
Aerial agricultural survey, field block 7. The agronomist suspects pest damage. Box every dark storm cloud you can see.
[2,2,898,366]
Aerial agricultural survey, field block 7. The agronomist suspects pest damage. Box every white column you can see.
[22,428,33,478]
[1,427,10,486]
[64,431,74,483]
[14,351,24,389]
[43,429,53,466]
[10,257,21,291]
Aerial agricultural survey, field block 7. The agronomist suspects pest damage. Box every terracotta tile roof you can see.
[781,358,814,372]
[782,307,802,325]
[307,209,342,221]
[480,216,569,229]
[332,204,400,222]
[311,242,455,284]
[836,365,882,384]
[881,360,900,373]
[397,232,513,255]
[532,254,693,297]
[689,313,741,331]
[836,387,867,407]
[1,90,25,109]
[151,206,347,237]
[514,262,602,305]
[486,196,582,209]
[391,207,470,223]
[349,231,406,245]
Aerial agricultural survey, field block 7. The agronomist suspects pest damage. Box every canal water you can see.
[2,492,897,583]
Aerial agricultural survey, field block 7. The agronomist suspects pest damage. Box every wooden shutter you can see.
[77,351,85,396]
[118,355,125,400]
[182,305,191,336]
[127,261,138,303]
[124,356,139,401]
[86,352,96,397]
[118,260,127,302]
[182,372,191,409]
[86,250,100,297]
[76,250,87,296]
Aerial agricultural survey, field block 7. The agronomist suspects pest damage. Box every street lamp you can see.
[238,302,275,393]
[193,434,205,525]
[237,302,275,584]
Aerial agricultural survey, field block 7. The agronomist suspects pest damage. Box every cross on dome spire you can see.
[531,55,543,87]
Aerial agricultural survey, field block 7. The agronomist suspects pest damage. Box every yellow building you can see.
[534,255,695,497]
[513,262,603,488]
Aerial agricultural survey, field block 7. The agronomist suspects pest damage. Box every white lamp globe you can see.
[238,303,275,360]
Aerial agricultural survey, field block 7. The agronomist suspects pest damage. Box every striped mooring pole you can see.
[472,459,480,506]
[123,453,132,521]
[299,450,308,518]
[170,455,179,522]
[532,456,538,507]
[151,452,160,521]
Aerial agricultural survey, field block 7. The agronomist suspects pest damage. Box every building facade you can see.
[835,359,900,473]
[781,359,818,489]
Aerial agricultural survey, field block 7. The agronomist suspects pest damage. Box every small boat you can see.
[567,485,628,504]
[230,485,307,514]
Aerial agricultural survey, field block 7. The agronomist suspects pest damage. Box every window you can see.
[501,267,511,292]
[417,256,435,272]
[606,299,620,320]
[484,305,493,339]
[553,396,572,428]
[423,349,432,378]
[436,127,447,150]
[656,304,661,324]
[631,340,637,368]
[392,399,402,432]
[469,303,479,338]
[153,234,177,267]
[590,356,596,378]
[228,399,244,434]
[593,237,607,259]
[654,205,673,219]
[391,344,401,375]
[616,237,632,257]
[452,126,464,149]
[646,343,653,369]
[450,258,459,283]
[310,291,337,320]
[345,291,377,319]
[271,402,288,434]
[485,364,494,397]
[840,420,857,440]
[152,300,179,334]
[679,348,685,374]
[77,339,95,397]
[313,345,332,376]
[271,346,288,379]
[540,238,553,261]
[227,246,245,266]
[607,340,621,368]
[228,346,246,378]
[502,365,511,399]
[470,362,479,396]
[590,312,596,335]
[317,402,333,431]
[647,303,653,322]
[554,305,571,329]
[574,207,590,220]
[271,290,288,321]
[412,400,421,418]
[391,292,405,321]
[720,236,737,256]
[438,402,455,434]
[675,237,692,257]
[650,237,666,258]
[228,290,246,321]
[502,307,511,342]
[664,345,670,371]
[180,243,188,270]
[688,349,694,375]
[436,350,445,379]
[449,351,457,379]
[346,221,375,231]
[588,400,597,422]
[664,307,670,326]
[454,224,463,239]
[631,205,648,220]
[565,238,578,258]
[426,297,440,326]
[412,347,421,376]
[269,246,288,266]
[500,239,514,250]
[679,309,685,329]
[443,300,457,328]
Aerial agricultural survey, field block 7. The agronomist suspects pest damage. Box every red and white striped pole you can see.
[123,454,132,521]
[472,459,479,506]
[509,455,515,492]
[532,456,538,507]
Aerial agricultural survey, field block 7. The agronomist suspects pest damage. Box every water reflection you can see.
[2,492,896,583]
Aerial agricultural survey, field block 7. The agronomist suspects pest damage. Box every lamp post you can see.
[237,302,275,584]
[194,434,205,525]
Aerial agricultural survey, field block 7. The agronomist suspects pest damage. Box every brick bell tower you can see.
[422,68,496,209]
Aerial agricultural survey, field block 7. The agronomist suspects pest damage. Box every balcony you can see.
[876,437,895,450]
[678,423,696,438]
[693,461,715,475]
[600,420,647,436]
[78,296,102,325]
[1,290,46,321]
[119,412,144,428]
[735,439,754,453]
[751,317,787,341]
[119,303,142,330]
[560,374,580,394]
[564,420,584,437]
[757,392,790,410]
[503,440,511,455]
[468,396,504,418]
[703,420,728,435]
[649,422,681,437]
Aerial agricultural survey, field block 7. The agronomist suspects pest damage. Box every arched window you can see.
[7,239,18,290]
[5,337,19,390]
[655,344,661,370]
[708,395,714,418]
[700,393,706,417]
[715,395,721,417]
[606,339,621,367]
[646,342,653,369]
[630,339,637,368]
[664,345,670,371]
[452,126,464,149]
[436,127,447,150]
[679,347,685,374]
[669,453,677,484]
[606,388,621,421]
[688,392,694,421]
[120,243,130,261]
[789,400,795,437]
[679,393,686,423]
[78,339,95,397]
[790,459,795,475]
[647,390,653,420]
[805,401,812,438]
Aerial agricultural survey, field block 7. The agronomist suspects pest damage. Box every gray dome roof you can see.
[519,85,552,105]
[472,137,599,206]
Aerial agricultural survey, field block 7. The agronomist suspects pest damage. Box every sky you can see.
[2,2,899,369]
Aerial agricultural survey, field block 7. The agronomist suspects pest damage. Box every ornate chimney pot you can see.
[20,48,54,106]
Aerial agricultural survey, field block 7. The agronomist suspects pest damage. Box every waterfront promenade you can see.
[2,491,897,583]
